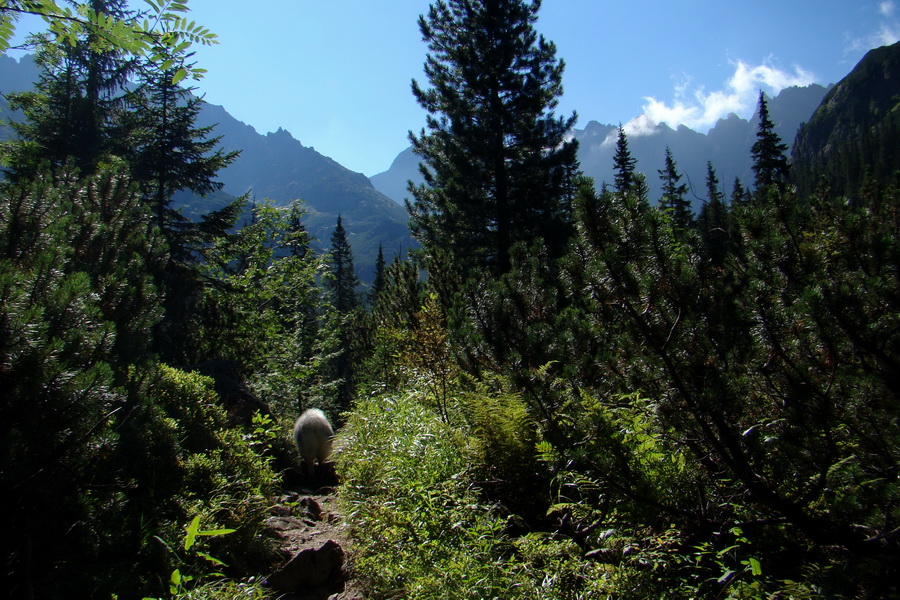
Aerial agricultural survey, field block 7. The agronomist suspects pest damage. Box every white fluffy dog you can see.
[293,408,334,477]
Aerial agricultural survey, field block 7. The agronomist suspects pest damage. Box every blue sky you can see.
[8,1,900,176]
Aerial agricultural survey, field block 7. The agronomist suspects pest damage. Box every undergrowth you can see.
[335,389,615,600]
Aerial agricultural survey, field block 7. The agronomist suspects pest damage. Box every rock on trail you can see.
[263,464,365,600]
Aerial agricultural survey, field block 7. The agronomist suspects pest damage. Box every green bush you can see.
[336,389,605,600]
[148,365,280,580]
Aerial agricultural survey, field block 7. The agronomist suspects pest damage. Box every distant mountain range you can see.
[188,104,413,282]
[0,54,412,284]
[371,84,831,211]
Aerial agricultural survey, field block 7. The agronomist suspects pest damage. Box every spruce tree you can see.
[286,199,311,259]
[698,161,730,266]
[327,215,360,314]
[612,125,637,195]
[658,146,692,228]
[731,177,749,206]
[125,63,239,254]
[121,56,240,362]
[408,0,579,276]
[6,0,134,178]
[324,215,361,411]
[750,91,790,195]
[369,243,387,306]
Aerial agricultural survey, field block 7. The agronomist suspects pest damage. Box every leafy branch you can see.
[0,0,217,82]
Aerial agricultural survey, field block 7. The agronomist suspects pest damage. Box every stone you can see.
[266,539,346,593]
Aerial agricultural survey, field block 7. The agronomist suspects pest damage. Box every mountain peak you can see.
[371,84,830,209]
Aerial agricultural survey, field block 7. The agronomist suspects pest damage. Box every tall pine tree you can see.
[327,215,360,314]
[698,161,731,266]
[369,243,387,306]
[658,146,691,228]
[125,63,239,255]
[408,0,579,277]
[750,91,790,196]
[6,0,134,178]
[325,215,361,411]
[612,125,637,195]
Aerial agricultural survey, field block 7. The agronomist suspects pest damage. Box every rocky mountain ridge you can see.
[0,54,412,283]
[371,84,831,210]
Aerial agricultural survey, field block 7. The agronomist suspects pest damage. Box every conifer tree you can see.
[658,146,692,228]
[612,125,637,195]
[369,243,387,306]
[327,215,360,313]
[6,0,134,177]
[125,62,239,255]
[698,161,730,266]
[751,91,790,195]
[408,0,579,276]
[286,199,311,259]
[731,177,749,206]
[324,215,361,410]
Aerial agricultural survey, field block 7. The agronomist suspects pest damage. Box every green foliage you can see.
[0,0,217,81]
[123,59,239,246]
[557,175,900,596]
[658,146,692,229]
[750,91,790,196]
[401,293,457,423]
[355,254,423,394]
[195,200,329,412]
[144,515,236,600]
[0,163,280,597]
[323,214,362,411]
[0,164,163,596]
[338,389,597,600]
[613,124,637,195]
[459,374,545,518]
[408,0,578,277]
[144,365,279,589]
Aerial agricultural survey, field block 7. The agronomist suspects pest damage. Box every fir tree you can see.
[125,62,239,254]
[324,215,361,411]
[751,91,790,195]
[698,161,730,266]
[658,146,692,228]
[731,177,749,206]
[327,215,360,314]
[369,243,387,306]
[6,0,135,177]
[408,0,579,276]
[612,125,637,195]
[121,57,240,362]
[286,199,311,259]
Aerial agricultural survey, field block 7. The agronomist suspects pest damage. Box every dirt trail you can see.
[263,465,365,600]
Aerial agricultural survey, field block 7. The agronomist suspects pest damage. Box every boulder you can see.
[266,539,346,594]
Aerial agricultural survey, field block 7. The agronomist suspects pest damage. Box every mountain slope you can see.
[193,104,414,281]
[792,41,900,195]
[0,54,414,283]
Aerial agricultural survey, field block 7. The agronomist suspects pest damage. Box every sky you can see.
[8,1,900,176]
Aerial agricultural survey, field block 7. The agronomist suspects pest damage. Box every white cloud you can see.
[847,2,900,53]
[633,59,817,134]
[599,114,664,147]
[876,21,900,45]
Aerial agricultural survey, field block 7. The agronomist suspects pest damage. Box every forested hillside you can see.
[0,54,413,283]
[2,2,898,600]
[792,40,900,196]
